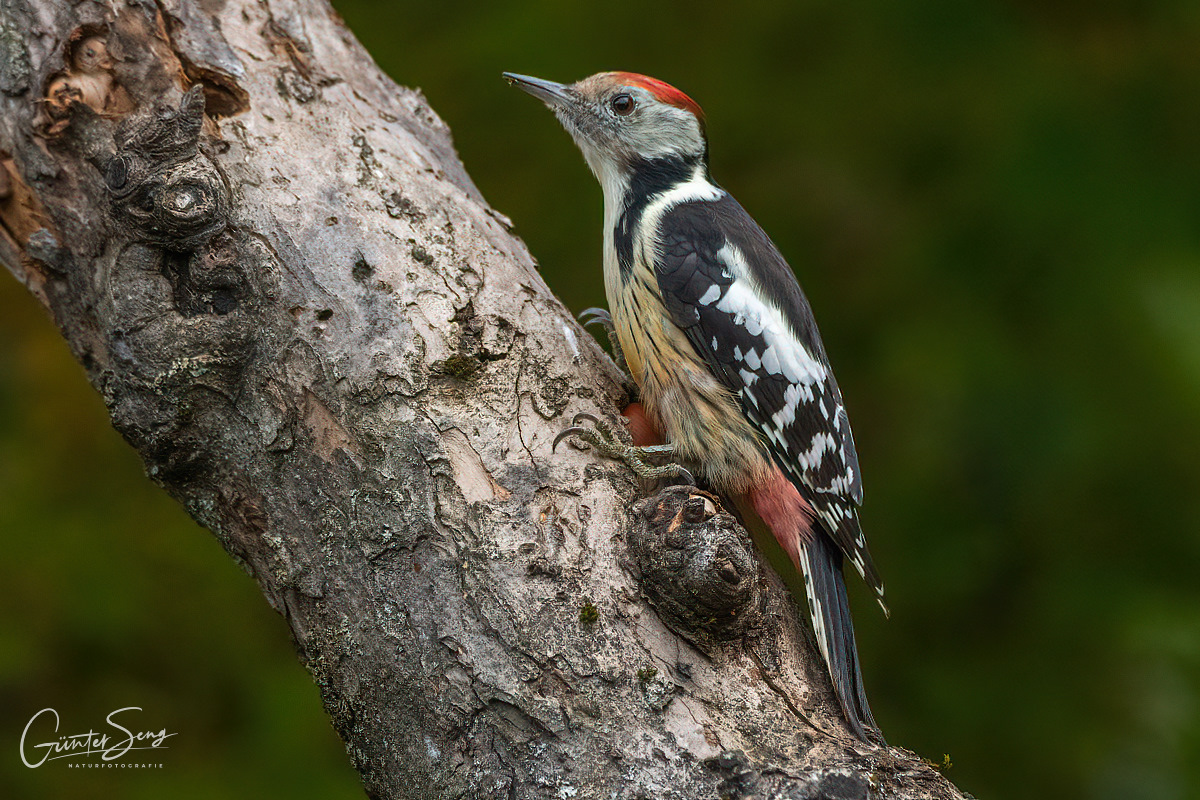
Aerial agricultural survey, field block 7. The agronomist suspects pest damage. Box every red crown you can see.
[612,73,704,122]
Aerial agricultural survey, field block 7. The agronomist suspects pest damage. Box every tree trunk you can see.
[0,1,968,797]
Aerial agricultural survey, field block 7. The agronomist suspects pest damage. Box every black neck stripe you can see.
[614,154,702,279]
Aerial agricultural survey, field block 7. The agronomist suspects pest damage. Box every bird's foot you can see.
[553,412,694,484]
[580,307,633,385]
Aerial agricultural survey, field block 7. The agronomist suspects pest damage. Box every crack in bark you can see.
[747,646,833,742]
[513,354,543,479]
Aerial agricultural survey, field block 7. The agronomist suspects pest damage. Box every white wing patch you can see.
[708,242,854,493]
[714,244,828,387]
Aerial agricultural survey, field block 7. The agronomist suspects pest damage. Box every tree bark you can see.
[0,1,968,797]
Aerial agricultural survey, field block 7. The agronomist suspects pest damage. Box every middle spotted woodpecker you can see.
[505,71,887,743]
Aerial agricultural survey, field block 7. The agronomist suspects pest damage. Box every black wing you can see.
[653,193,885,607]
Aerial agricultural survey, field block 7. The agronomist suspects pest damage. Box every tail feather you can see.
[797,532,883,744]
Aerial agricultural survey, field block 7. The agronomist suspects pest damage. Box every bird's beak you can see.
[503,73,575,110]
[504,72,608,164]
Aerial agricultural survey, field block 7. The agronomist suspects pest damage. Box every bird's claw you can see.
[553,412,694,485]
[661,464,696,486]
[577,306,633,386]
[552,412,608,452]
[579,307,612,329]
[552,412,601,451]
[552,426,588,452]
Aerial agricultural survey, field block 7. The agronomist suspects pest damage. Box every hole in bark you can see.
[189,75,250,118]
[210,289,238,315]
[410,245,434,266]
[163,13,249,119]
[715,557,741,586]
[352,255,374,283]
[161,249,242,316]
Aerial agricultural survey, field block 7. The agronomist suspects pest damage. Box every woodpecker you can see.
[505,71,887,743]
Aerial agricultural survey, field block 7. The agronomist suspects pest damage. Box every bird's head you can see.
[504,71,707,185]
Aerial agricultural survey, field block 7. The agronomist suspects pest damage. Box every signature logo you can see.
[20,707,177,768]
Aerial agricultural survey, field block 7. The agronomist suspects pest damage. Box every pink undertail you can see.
[621,402,663,447]
[622,402,813,562]
[745,465,817,569]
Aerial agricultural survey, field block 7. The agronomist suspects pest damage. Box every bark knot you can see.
[107,85,228,252]
[105,86,249,317]
[630,486,763,646]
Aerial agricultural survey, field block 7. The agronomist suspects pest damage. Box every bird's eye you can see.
[611,93,635,116]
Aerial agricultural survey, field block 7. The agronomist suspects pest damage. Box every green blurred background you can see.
[4,0,1200,797]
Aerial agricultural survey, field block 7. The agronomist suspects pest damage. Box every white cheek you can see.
[629,106,703,159]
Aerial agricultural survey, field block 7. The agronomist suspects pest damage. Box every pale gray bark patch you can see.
[0,0,971,797]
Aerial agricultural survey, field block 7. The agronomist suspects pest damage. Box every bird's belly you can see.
[608,273,772,495]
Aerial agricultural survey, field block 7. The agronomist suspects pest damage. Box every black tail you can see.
[797,532,884,744]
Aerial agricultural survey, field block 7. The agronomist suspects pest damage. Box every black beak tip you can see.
[502,72,534,89]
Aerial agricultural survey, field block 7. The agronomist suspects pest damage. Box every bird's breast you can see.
[603,246,772,495]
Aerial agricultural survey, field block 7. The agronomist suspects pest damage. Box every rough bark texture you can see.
[0,1,970,798]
